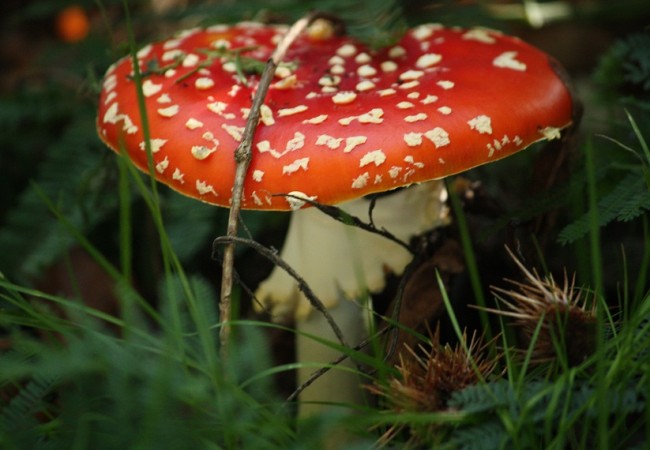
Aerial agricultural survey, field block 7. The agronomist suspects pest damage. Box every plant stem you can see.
[219,13,318,361]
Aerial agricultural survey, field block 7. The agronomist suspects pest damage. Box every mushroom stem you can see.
[296,298,371,417]
[219,14,318,358]
[255,181,450,416]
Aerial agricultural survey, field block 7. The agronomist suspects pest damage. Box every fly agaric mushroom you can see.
[96,21,574,418]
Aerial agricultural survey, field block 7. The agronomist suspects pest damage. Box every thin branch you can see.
[278,193,415,254]
[214,235,350,349]
[285,325,392,405]
[219,13,320,360]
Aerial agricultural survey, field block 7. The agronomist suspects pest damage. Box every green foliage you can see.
[558,168,650,244]
[1,1,649,449]
[595,31,650,101]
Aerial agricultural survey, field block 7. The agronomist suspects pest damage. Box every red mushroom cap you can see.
[97,22,574,211]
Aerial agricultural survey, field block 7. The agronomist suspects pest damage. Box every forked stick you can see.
[219,13,320,360]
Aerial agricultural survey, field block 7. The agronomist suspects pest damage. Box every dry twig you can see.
[219,13,320,359]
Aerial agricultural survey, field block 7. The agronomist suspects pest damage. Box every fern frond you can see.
[443,418,507,450]
[558,171,649,244]
[0,374,56,432]
[0,114,116,281]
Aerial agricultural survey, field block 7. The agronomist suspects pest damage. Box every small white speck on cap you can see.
[252,170,264,182]
[412,24,437,40]
[399,80,420,90]
[122,114,138,135]
[381,61,398,72]
[260,104,275,126]
[415,53,442,68]
[273,74,298,90]
[493,51,527,71]
[316,134,343,149]
[195,77,215,90]
[103,74,117,92]
[404,113,428,122]
[250,191,264,206]
[274,65,292,78]
[397,101,414,109]
[104,91,117,106]
[222,61,237,73]
[437,80,455,90]
[139,138,168,153]
[378,88,396,96]
[182,53,200,68]
[282,157,310,175]
[332,91,357,105]
[487,142,495,158]
[157,93,172,104]
[142,80,163,97]
[351,172,370,189]
[400,70,425,81]
[162,49,184,62]
[468,115,493,134]
[256,140,276,156]
[136,44,152,59]
[356,80,376,91]
[437,106,452,115]
[421,94,438,104]
[286,132,306,152]
[407,92,421,99]
[163,38,182,50]
[337,44,357,57]
[358,108,384,123]
[222,124,244,142]
[191,145,217,160]
[462,28,496,44]
[540,126,562,140]
[157,105,180,118]
[211,38,231,49]
[104,101,120,122]
[388,46,406,58]
[228,84,242,97]
[177,27,200,39]
[328,55,345,65]
[155,156,169,174]
[343,136,367,153]
[424,127,451,148]
[388,166,402,179]
[404,132,423,147]
[172,168,185,184]
[278,105,308,117]
[355,52,372,64]
[196,180,217,196]
[319,74,341,87]
[303,114,328,124]
[207,101,228,116]
[164,69,177,78]
[330,64,345,75]
[357,64,377,77]
[359,149,386,167]
[185,118,204,130]
[285,191,316,210]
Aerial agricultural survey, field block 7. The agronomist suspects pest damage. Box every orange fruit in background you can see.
[56,5,90,43]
